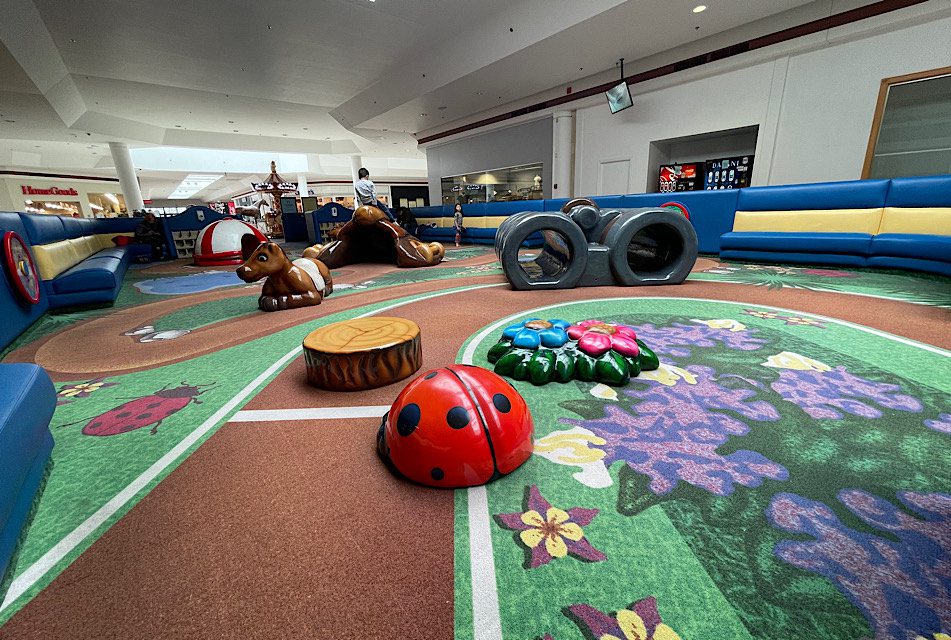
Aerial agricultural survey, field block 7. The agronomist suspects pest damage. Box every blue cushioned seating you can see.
[52,255,128,294]
[870,234,951,261]
[0,363,55,584]
[736,179,890,211]
[18,214,66,244]
[720,232,873,255]
[591,195,625,209]
[885,175,951,207]
[719,249,868,267]
[867,255,951,277]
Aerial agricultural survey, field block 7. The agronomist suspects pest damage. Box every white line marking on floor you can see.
[1,281,505,615]
[0,345,301,613]
[230,406,390,422]
[468,485,504,640]
[457,293,950,637]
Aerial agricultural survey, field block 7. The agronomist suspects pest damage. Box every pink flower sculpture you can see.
[568,320,640,358]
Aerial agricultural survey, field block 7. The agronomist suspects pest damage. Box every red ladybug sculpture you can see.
[377,365,534,488]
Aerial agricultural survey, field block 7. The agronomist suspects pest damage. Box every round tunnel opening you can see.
[516,229,573,282]
[625,223,684,276]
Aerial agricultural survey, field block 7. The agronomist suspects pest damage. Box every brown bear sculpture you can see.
[237,234,333,311]
[303,205,445,269]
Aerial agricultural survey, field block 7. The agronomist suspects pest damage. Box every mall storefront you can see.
[0,173,128,218]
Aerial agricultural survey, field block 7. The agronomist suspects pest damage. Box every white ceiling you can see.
[0,0,867,199]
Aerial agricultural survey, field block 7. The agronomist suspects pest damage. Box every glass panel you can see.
[88,192,127,216]
[441,163,544,205]
[23,200,82,216]
[869,73,951,179]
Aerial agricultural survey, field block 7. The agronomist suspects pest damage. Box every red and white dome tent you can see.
[194,219,267,266]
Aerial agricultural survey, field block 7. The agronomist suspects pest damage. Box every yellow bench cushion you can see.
[732,208,883,234]
[32,240,82,281]
[878,207,951,236]
[31,233,137,280]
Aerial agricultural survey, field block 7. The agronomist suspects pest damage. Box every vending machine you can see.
[704,156,754,190]
[658,164,704,193]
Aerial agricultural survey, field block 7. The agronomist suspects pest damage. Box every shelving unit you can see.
[172,230,200,258]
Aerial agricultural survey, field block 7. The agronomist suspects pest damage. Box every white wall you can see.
[770,17,951,184]
[574,14,951,195]
[424,117,554,204]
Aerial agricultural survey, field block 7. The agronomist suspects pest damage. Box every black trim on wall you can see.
[0,170,120,182]
[416,0,927,145]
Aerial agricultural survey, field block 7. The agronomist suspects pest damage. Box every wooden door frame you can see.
[862,65,951,178]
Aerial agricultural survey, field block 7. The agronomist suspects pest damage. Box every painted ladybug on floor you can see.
[68,382,211,436]
[377,365,533,488]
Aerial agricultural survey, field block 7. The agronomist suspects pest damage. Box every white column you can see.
[350,155,363,184]
[297,173,309,198]
[552,111,575,199]
[108,142,145,211]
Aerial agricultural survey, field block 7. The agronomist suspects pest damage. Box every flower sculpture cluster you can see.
[487,318,660,386]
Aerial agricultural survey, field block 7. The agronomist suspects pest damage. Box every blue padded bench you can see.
[718,176,951,276]
[0,363,55,587]
[16,213,150,308]
[868,175,951,276]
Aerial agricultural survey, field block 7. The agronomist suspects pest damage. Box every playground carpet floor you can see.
[0,246,949,640]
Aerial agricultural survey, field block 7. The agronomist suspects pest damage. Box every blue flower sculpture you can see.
[501,318,570,349]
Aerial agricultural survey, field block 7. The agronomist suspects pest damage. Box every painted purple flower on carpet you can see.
[563,365,786,496]
[924,414,951,435]
[495,485,606,569]
[627,322,767,358]
[770,366,923,420]
[566,596,682,639]
[768,490,951,640]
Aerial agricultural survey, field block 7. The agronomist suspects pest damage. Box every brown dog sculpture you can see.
[303,205,445,269]
[237,234,333,311]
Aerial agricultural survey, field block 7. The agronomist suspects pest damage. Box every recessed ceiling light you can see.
[228,120,234,123]
[69,38,77,43]
[693,5,706,13]
[420,113,428,117]
[438,106,447,110]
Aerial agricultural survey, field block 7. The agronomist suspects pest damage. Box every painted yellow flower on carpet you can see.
[638,363,698,387]
[762,351,831,372]
[782,316,824,327]
[534,427,612,488]
[691,318,747,332]
[495,485,605,568]
[57,377,116,400]
[567,596,682,640]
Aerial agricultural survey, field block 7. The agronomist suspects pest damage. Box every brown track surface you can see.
[0,418,454,640]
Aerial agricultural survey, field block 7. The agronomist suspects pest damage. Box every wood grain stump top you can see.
[303,317,422,391]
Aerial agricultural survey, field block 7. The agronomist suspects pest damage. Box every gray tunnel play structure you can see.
[495,198,698,290]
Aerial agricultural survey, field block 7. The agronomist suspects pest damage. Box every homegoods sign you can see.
[21,185,79,196]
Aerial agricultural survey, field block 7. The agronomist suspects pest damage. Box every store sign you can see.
[21,185,79,196]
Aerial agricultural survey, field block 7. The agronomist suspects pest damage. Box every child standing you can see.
[453,203,464,247]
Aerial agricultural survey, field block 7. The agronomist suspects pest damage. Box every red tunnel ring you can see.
[3,231,41,304]
[659,201,690,220]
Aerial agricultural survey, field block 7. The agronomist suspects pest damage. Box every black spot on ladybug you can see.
[397,403,421,436]
[136,413,151,420]
[89,421,102,429]
[425,371,438,380]
[431,467,444,481]
[492,394,511,413]
[147,401,162,409]
[447,406,470,429]
[116,411,132,418]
